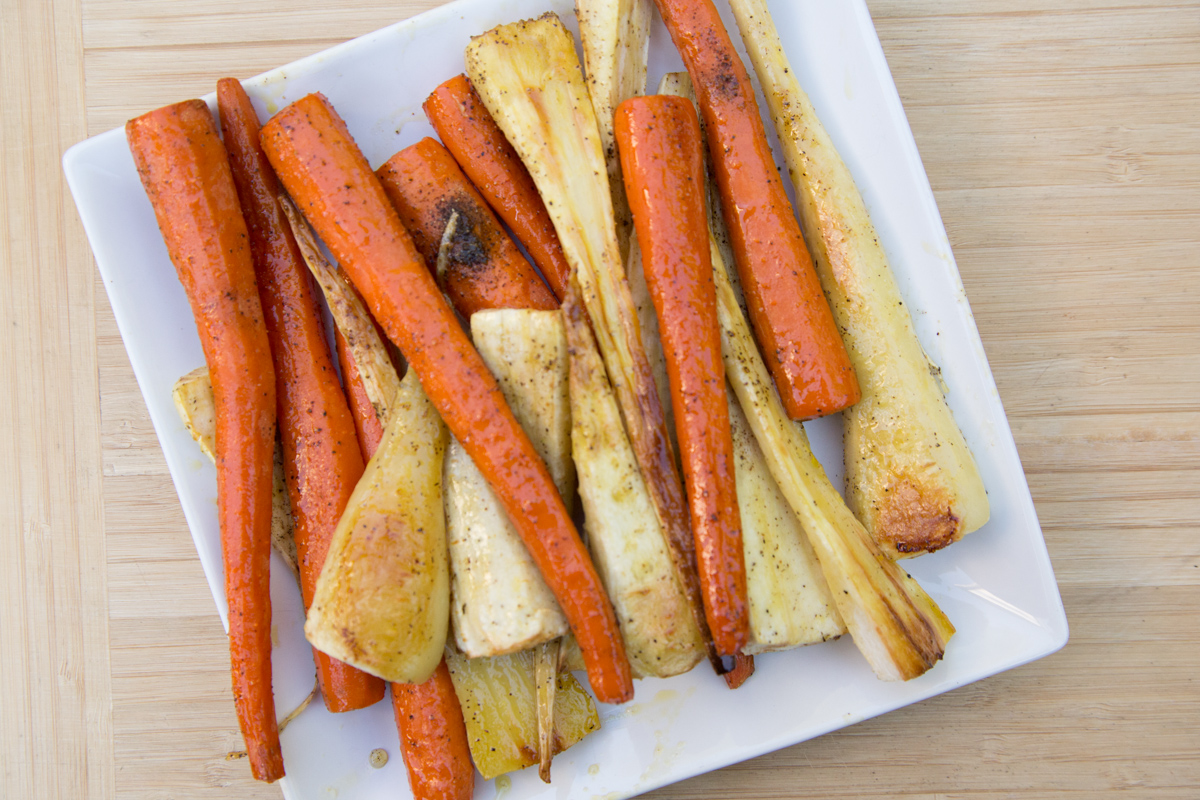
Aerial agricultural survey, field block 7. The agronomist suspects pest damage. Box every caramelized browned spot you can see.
[875,476,961,555]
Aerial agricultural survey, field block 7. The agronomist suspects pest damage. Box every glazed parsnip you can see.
[445,647,600,782]
[466,14,717,671]
[729,0,988,557]
[564,286,705,678]
[172,366,298,579]
[728,391,845,654]
[576,0,652,257]
[305,370,450,684]
[712,238,955,681]
[445,310,573,658]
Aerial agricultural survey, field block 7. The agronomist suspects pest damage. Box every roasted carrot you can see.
[615,95,748,657]
[376,137,557,317]
[651,0,859,420]
[261,92,633,705]
[391,661,475,800]
[126,100,282,782]
[423,75,572,300]
[216,78,385,714]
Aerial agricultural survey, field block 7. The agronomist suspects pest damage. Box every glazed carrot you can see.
[615,95,748,656]
[651,0,860,420]
[261,93,633,705]
[126,100,282,782]
[423,75,572,300]
[216,78,385,714]
[391,660,475,800]
[376,137,557,317]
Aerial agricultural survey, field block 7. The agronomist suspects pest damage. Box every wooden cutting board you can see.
[2,0,1197,798]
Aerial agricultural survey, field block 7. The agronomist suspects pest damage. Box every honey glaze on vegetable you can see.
[216,77,385,714]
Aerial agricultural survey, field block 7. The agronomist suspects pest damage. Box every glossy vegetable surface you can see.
[615,95,748,656]
[728,0,989,556]
[652,0,860,420]
[391,661,475,800]
[126,99,282,781]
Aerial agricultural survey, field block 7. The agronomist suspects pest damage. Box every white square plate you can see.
[64,0,1068,797]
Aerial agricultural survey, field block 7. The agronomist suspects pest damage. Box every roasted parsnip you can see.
[445,310,573,658]
[712,238,954,681]
[305,370,450,684]
[173,366,298,578]
[729,0,988,557]
[728,390,844,654]
[576,0,652,257]
[466,14,718,672]
[565,286,705,678]
[445,647,600,782]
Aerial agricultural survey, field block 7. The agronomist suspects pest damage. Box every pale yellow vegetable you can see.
[729,390,844,654]
[445,647,600,781]
[473,310,576,501]
[729,0,988,558]
[564,287,704,678]
[172,366,298,578]
[304,371,449,684]
[466,14,716,671]
[576,0,652,258]
[712,238,954,681]
[445,310,572,658]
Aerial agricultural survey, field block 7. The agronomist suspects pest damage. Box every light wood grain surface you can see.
[3,0,1197,797]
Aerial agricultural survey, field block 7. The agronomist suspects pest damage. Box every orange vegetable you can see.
[126,100,282,782]
[260,92,633,705]
[651,0,860,420]
[391,661,475,800]
[615,95,748,657]
[423,75,572,300]
[376,137,557,317]
[216,78,385,714]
